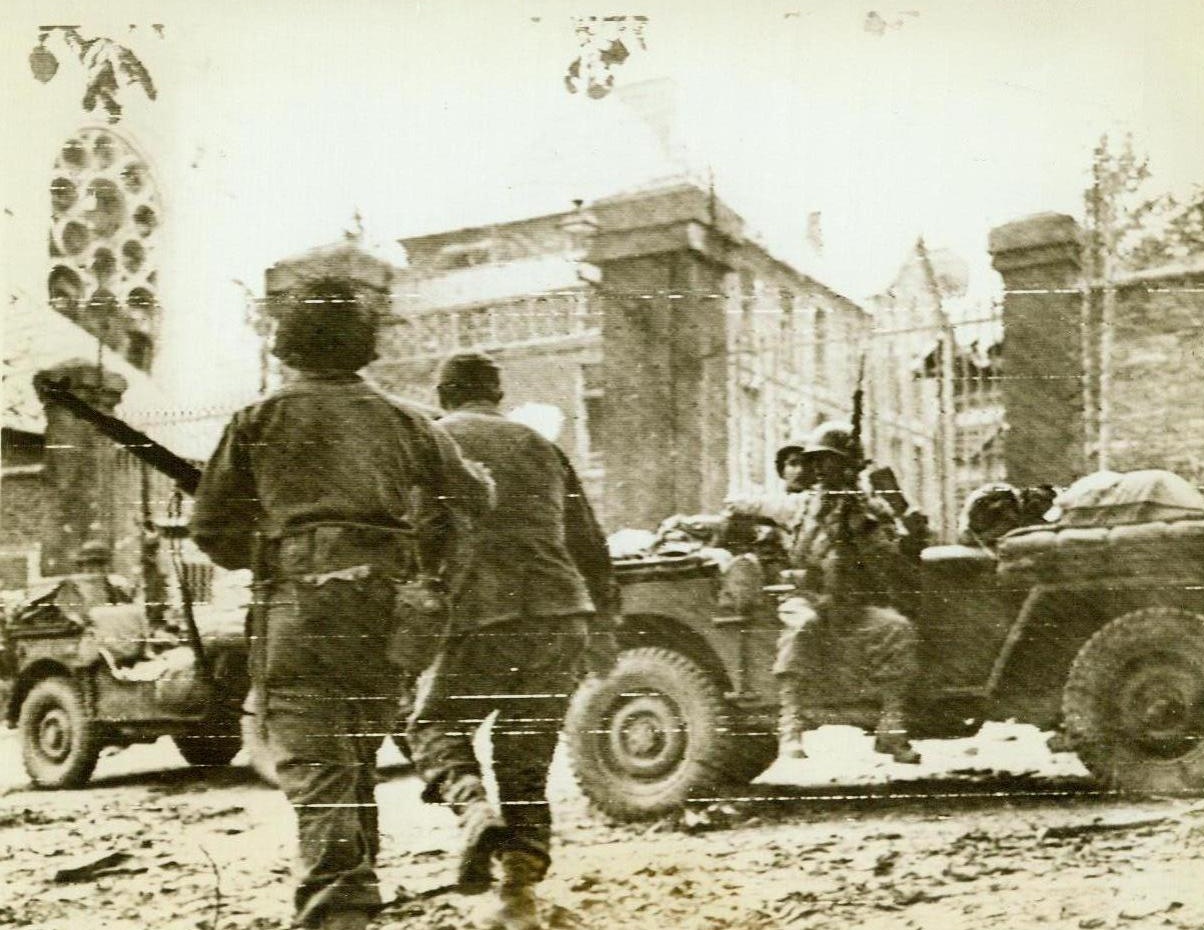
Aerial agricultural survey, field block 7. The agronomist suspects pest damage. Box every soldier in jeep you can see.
[728,422,923,763]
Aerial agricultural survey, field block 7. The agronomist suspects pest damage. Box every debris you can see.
[53,851,135,883]
[570,873,601,892]
[943,864,978,882]
[1041,817,1168,841]
[873,850,900,875]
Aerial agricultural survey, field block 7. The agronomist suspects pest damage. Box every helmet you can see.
[774,438,808,478]
[801,421,860,461]
[271,277,379,371]
[958,483,1022,546]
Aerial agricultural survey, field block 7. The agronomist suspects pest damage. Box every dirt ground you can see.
[1,724,1202,930]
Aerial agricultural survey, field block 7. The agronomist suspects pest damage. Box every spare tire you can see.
[1062,607,1204,793]
[565,646,774,821]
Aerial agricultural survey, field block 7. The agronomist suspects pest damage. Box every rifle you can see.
[33,375,203,494]
[849,352,867,472]
[33,375,211,675]
[840,353,869,542]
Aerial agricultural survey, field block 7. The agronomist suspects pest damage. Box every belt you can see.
[271,519,416,540]
[258,521,419,580]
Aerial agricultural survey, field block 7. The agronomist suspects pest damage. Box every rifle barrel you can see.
[38,379,203,495]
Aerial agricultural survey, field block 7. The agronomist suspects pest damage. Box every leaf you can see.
[114,45,157,100]
[53,851,134,883]
[599,38,630,67]
[82,60,120,118]
[60,29,91,60]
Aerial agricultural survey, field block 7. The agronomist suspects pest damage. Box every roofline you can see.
[397,208,578,249]
[396,180,866,315]
[1111,255,1204,287]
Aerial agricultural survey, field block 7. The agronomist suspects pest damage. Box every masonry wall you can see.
[1105,272,1204,482]
[0,468,52,588]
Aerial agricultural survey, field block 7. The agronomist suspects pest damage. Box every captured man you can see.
[406,351,618,930]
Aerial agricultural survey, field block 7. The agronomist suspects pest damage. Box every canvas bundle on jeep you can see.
[998,470,1204,580]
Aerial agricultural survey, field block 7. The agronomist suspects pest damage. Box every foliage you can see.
[564,16,648,99]
[1084,134,1204,275]
[28,26,159,124]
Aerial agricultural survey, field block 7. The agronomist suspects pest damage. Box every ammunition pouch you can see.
[254,521,450,682]
[388,574,451,676]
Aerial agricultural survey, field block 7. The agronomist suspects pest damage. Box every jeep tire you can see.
[565,646,776,821]
[1063,607,1204,794]
[19,676,103,789]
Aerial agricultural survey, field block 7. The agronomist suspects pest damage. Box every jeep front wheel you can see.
[1063,607,1204,793]
[19,676,103,789]
[565,646,769,821]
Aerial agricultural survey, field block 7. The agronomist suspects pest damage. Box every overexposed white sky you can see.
[3,0,1203,303]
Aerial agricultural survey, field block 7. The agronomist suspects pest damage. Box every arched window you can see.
[48,127,160,371]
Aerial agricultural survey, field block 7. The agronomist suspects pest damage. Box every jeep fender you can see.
[986,576,1204,727]
[7,658,79,727]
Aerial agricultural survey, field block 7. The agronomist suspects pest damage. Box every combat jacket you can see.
[789,488,906,615]
[437,402,603,627]
[190,371,492,576]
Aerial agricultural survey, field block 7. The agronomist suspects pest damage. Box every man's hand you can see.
[583,630,621,679]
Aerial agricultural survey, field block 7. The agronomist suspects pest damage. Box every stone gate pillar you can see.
[988,213,1086,488]
[586,187,737,530]
[33,360,128,575]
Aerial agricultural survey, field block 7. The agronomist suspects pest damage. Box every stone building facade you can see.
[373,182,867,530]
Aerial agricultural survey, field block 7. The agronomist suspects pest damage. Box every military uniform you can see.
[774,488,919,688]
[407,398,615,879]
[767,423,922,763]
[192,370,490,928]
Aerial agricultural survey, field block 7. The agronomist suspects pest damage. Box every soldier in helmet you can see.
[730,422,923,763]
[958,482,1056,550]
[957,483,1023,549]
[191,277,492,930]
[724,435,814,530]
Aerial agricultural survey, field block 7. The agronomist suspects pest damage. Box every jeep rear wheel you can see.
[19,676,102,789]
[1063,607,1204,794]
[565,647,773,821]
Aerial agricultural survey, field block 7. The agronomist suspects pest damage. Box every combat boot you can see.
[476,850,546,930]
[777,677,810,759]
[873,696,921,765]
[445,772,506,893]
[318,909,371,930]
